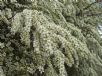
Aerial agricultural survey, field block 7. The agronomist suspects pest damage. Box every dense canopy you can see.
[0,0,102,76]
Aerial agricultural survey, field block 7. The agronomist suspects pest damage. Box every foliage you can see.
[0,0,102,76]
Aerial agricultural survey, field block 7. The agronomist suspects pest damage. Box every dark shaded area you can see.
[64,63,78,76]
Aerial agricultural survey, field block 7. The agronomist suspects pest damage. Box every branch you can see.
[83,2,97,10]
[76,2,100,16]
